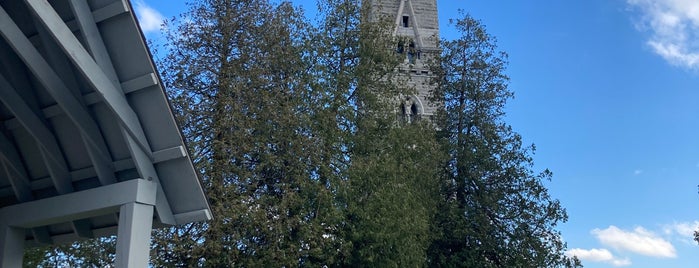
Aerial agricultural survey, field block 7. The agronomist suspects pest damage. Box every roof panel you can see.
[0,0,211,245]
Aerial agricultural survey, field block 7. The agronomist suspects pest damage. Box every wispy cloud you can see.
[566,248,632,267]
[134,0,164,34]
[633,169,643,175]
[663,221,699,244]
[627,0,699,69]
[592,225,677,258]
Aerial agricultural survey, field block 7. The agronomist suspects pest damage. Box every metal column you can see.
[0,225,24,268]
[115,202,154,267]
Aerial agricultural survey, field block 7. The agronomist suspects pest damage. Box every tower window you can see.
[408,41,416,63]
[400,97,421,123]
[402,16,409,27]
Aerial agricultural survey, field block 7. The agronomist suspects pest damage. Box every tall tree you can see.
[427,13,581,267]
[151,0,343,266]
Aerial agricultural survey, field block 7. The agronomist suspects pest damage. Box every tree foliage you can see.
[23,237,115,268]
[23,3,577,267]
[427,13,580,267]
[150,0,345,266]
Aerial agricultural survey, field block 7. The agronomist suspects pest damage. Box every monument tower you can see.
[374,0,439,122]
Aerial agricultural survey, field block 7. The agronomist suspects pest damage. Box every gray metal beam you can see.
[115,202,154,268]
[3,71,158,127]
[68,0,175,225]
[31,17,116,188]
[0,145,53,244]
[0,50,75,232]
[0,70,93,238]
[124,131,175,225]
[0,6,113,166]
[69,0,119,86]
[0,137,33,202]
[32,225,117,246]
[0,179,157,228]
[26,0,130,43]
[0,147,189,196]
[0,73,73,193]
[24,0,153,158]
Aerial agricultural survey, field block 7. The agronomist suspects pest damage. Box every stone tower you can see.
[373,0,439,122]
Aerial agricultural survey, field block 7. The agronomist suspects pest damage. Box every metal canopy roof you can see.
[0,0,210,256]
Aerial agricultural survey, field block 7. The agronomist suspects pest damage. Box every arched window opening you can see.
[399,96,422,124]
[408,41,417,64]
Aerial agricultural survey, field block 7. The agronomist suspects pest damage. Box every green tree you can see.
[23,4,579,267]
[151,0,343,266]
[427,13,581,267]
[345,120,443,266]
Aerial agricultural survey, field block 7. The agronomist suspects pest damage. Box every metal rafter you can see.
[31,17,116,187]
[0,159,53,244]
[0,73,73,194]
[0,6,113,167]
[0,5,118,239]
[0,135,33,202]
[0,133,54,244]
[23,0,153,158]
[0,72,100,238]
[0,144,189,199]
[68,0,175,225]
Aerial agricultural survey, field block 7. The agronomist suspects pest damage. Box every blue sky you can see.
[135,1,699,267]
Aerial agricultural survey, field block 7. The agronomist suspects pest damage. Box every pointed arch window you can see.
[399,96,422,123]
[408,41,417,63]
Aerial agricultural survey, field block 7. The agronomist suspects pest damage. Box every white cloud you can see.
[592,225,677,258]
[134,0,164,34]
[627,0,699,69]
[633,169,643,175]
[663,221,699,244]
[609,258,633,267]
[566,248,632,267]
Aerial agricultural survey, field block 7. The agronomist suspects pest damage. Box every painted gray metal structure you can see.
[0,0,211,266]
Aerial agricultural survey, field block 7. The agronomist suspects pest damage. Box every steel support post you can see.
[0,225,24,268]
[115,202,154,267]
